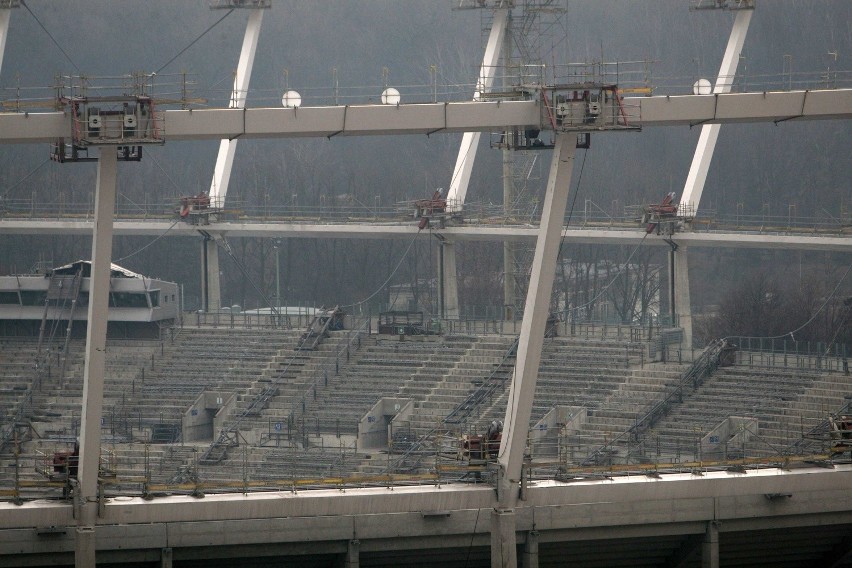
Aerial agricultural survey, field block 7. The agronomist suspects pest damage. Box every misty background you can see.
[0,0,849,345]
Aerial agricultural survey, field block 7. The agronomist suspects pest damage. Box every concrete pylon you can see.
[674,246,693,348]
[201,237,222,312]
[492,134,577,567]
[75,148,118,567]
[491,508,517,568]
[441,240,460,319]
[521,530,539,568]
[676,8,752,349]
[702,521,720,568]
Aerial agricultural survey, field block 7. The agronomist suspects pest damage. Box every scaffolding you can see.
[36,266,84,384]
[51,73,165,163]
[690,0,755,10]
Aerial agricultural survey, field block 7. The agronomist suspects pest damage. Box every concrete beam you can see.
[1,89,850,144]
[1,219,850,251]
[0,466,850,565]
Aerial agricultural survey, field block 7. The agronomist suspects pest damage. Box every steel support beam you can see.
[0,7,12,80]
[446,7,508,210]
[204,8,263,313]
[492,134,576,566]
[680,8,753,213]
[443,7,508,323]
[676,8,752,347]
[209,7,264,205]
[74,148,117,567]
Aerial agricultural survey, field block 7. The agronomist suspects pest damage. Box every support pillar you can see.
[204,8,264,313]
[75,148,118,567]
[442,8,507,319]
[493,134,576,567]
[205,238,221,312]
[491,509,517,568]
[679,8,753,213]
[677,8,751,351]
[160,547,173,568]
[446,8,508,210]
[674,246,693,348]
[521,530,539,568]
[441,241,460,320]
[208,7,264,205]
[344,539,360,568]
[702,521,720,568]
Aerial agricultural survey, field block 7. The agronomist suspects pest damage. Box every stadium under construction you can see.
[1,1,851,567]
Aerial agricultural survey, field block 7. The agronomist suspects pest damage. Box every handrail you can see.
[444,336,519,425]
[386,336,520,473]
[199,317,371,464]
[789,398,852,454]
[286,317,371,443]
[581,339,727,466]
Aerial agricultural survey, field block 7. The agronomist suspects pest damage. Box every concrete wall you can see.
[0,465,849,566]
[182,392,235,443]
[530,406,586,458]
[701,416,759,458]
[357,398,413,451]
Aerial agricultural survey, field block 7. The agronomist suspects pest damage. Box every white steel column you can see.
[492,134,576,567]
[677,8,752,348]
[0,7,12,79]
[446,8,508,209]
[680,8,753,213]
[442,7,508,321]
[75,148,118,567]
[209,7,264,205]
[205,8,264,312]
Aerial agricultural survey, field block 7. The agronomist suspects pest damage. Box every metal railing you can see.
[2,197,848,237]
[198,317,371,464]
[581,339,726,466]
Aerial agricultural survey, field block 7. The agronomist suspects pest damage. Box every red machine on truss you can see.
[179,192,211,218]
[829,413,852,457]
[460,420,503,463]
[642,192,679,234]
[413,189,448,230]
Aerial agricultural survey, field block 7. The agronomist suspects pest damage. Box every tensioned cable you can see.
[339,229,423,311]
[156,9,235,74]
[20,0,81,74]
[501,144,591,460]
[566,232,650,315]
[215,236,280,315]
[556,145,588,260]
[146,150,188,195]
[1,157,49,199]
[114,220,181,264]
[737,260,852,343]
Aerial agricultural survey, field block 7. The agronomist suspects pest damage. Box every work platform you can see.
[0,464,849,566]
